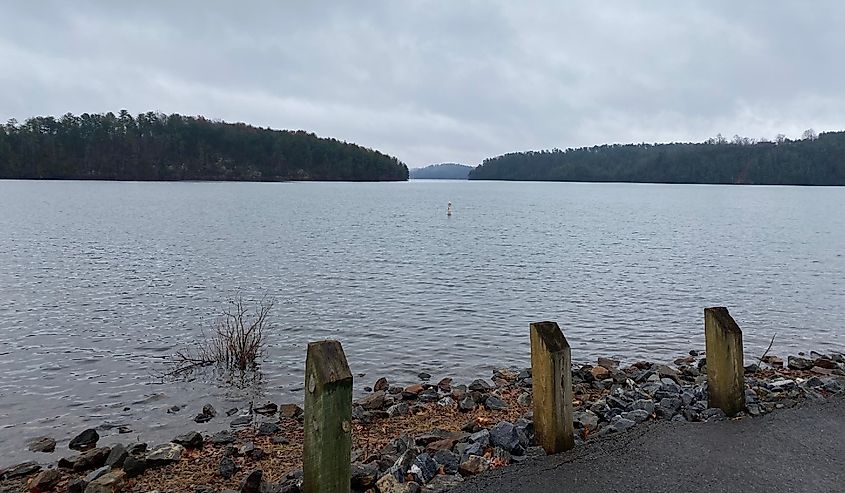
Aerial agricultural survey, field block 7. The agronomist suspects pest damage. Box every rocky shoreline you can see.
[2,349,844,493]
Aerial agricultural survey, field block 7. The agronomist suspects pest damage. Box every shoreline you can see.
[2,349,843,493]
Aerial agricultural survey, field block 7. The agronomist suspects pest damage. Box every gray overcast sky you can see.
[1,2,844,168]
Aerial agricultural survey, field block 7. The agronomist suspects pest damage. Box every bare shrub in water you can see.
[168,294,274,377]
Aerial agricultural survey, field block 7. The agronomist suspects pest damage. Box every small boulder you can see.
[218,457,237,479]
[230,416,252,427]
[422,474,463,492]
[485,395,509,411]
[279,404,304,419]
[85,465,111,483]
[68,478,88,493]
[146,443,184,467]
[210,431,235,445]
[788,356,814,371]
[122,455,146,478]
[458,455,490,476]
[172,431,203,449]
[69,429,100,451]
[468,379,493,392]
[374,377,389,392]
[418,372,432,380]
[590,366,610,380]
[350,462,379,489]
[257,422,281,436]
[489,421,527,455]
[253,403,277,415]
[409,453,438,484]
[30,469,62,491]
[240,469,263,493]
[27,436,57,454]
[105,444,128,468]
[83,470,124,493]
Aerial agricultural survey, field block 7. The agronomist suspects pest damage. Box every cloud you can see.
[1,1,844,167]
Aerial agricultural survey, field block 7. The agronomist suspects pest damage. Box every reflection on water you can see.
[0,179,843,464]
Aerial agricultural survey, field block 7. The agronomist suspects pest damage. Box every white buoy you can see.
[447,201,453,216]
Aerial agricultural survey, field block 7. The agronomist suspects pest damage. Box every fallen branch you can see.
[757,333,777,365]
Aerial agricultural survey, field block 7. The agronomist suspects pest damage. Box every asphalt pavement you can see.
[452,395,844,493]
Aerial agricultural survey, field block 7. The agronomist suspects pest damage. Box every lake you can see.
[0,179,843,463]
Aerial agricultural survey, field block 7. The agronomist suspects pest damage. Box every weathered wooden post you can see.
[530,321,574,454]
[303,340,353,493]
[704,307,746,416]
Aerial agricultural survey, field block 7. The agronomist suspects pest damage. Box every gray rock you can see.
[253,402,277,415]
[70,429,100,451]
[219,457,237,478]
[122,455,146,477]
[257,421,281,436]
[468,379,493,391]
[210,431,235,445]
[230,415,252,427]
[410,453,438,484]
[610,416,636,432]
[788,356,814,370]
[418,389,440,402]
[85,465,111,483]
[631,399,655,415]
[172,431,203,449]
[59,447,111,472]
[421,474,464,492]
[657,397,682,417]
[27,436,57,453]
[469,429,491,447]
[359,391,387,410]
[3,461,41,478]
[489,421,527,455]
[624,409,650,423]
[240,469,263,493]
[68,478,88,493]
[146,443,185,466]
[83,471,125,493]
[432,449,459,475]
[701,408,727,421]
[350,462,379,489]
[459,396,476,412]
[388,402,410,417]
[105,444,128,467]
[271,436,290,445]
[485,395,509,411]
[573,410,599,429]
[126,442,147,456]
[418,372,432,380]
[437,396,456,407]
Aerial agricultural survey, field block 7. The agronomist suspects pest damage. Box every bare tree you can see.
[801,128,818,141]
[166,294,275,378]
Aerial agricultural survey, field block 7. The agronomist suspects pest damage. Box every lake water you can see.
[1,179,843,463]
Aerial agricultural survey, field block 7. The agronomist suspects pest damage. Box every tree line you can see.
[468,131,845,185]
[0,111,408,182]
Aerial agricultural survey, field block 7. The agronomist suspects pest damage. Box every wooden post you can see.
[303,340,353,493]
[530,321,574,454]
[704,307,746,416]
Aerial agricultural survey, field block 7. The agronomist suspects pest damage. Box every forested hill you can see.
[469,132,845,185]
[409,163,472,179]
[0,111,408,181]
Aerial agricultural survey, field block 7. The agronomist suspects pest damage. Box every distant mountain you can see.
[469,131,845,185]
[0,111,408,182]
[410,163,473,179]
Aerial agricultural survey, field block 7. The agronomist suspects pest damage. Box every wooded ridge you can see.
[0,111,408,182]
[469,131,845,185]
